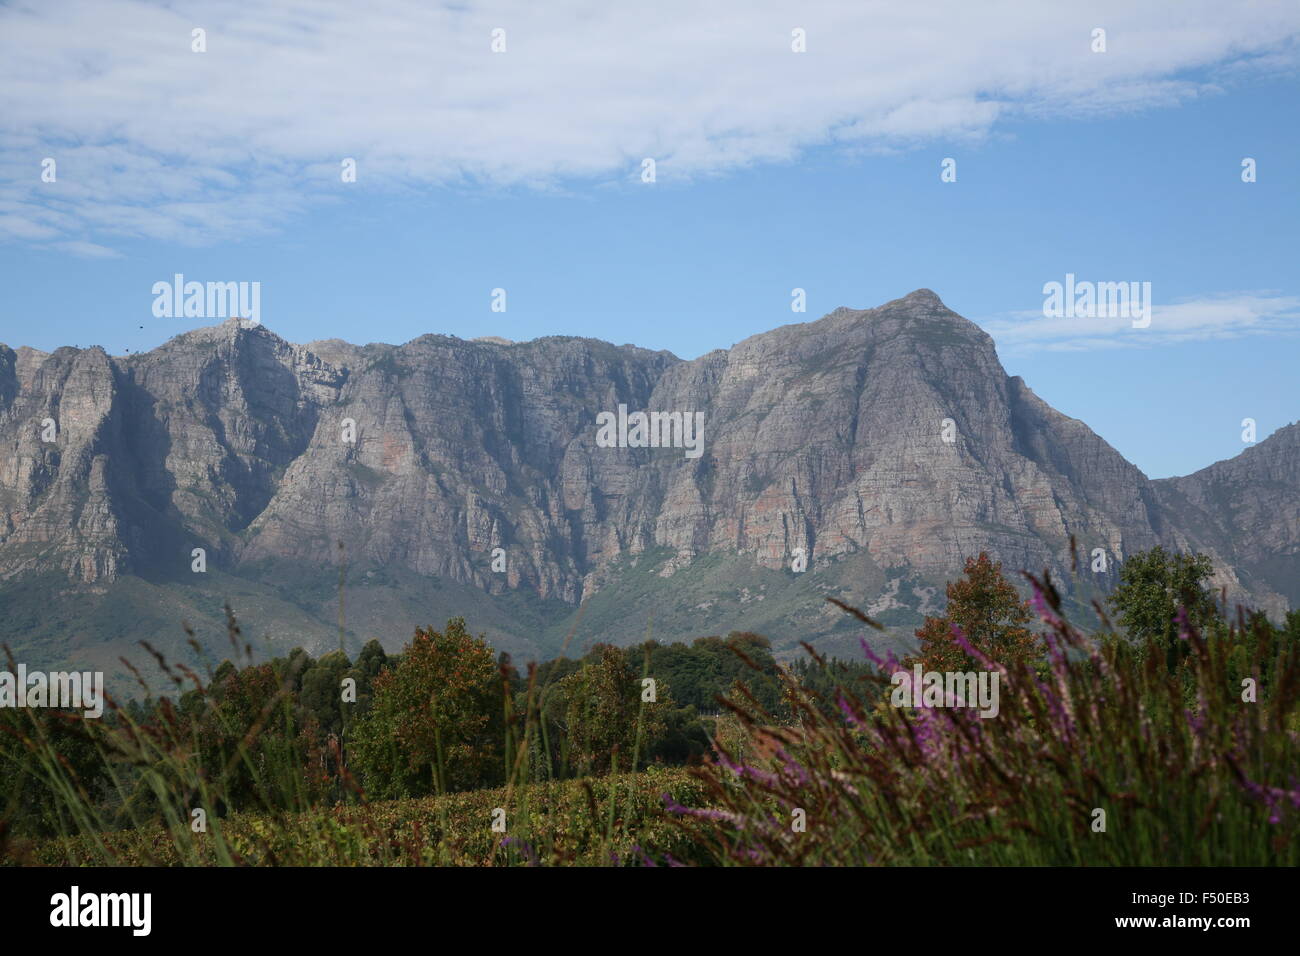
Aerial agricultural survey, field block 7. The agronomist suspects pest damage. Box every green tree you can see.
[193,661,304,813]
[300,649,351,739]
[0,707,107,838]
[350,618,502,798]
[1107,546,1216,673]
[348,639,388,714]
[547,644,668,776]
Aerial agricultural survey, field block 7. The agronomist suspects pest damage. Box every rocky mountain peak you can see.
[1,292,1294,672]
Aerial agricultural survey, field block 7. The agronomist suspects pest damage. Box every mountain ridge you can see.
[1,290,1294,687]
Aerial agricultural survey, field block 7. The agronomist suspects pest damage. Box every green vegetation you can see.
[0,613,833,863]
[908,551,1042,673]
[2,546,1296,867]
[29,769,708,867]
[677,548,1300,865]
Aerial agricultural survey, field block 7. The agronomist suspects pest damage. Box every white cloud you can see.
[979,292,1300,352]
[53,240,125,259]
[1,0,1297,249]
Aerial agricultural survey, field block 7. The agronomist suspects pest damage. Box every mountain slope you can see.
[0,291,1291,686]
[1152,422,1300,612]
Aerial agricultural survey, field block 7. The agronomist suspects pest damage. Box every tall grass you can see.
[671,573,1300,865]
[2,602,688,866]
[6,565,1297,867]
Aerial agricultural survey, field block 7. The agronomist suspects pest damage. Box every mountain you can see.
[1151,421,1300,610]
[1,290,1293,690]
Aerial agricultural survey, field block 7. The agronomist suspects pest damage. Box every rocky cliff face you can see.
[1,291,1293,677]
[1152,421,1300,613]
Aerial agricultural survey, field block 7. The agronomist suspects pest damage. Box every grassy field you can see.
[20,767,710,867]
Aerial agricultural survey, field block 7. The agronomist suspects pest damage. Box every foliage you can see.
[544,644,667,776]
[350,618,503,799]
[907,551,1043,673]
[1107,546,1217,674]
[29,768,710,867]
[669,550,1300,866]
[7,547,1298,869]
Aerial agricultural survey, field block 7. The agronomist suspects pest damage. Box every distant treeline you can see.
[9,544,1294,864]
[0,626,872,839]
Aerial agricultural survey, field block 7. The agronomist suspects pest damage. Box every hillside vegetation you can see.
[3,546,1297,867]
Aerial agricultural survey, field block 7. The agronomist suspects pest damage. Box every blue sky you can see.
[1,1,1297,479]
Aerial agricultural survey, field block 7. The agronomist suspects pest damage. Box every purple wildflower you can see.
[501,835,540,865]
[662,793,743,824]
[838,692,864,728]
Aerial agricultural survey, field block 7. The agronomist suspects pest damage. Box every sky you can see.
[0,0,1297,479]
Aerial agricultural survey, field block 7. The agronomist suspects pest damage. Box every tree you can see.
[546,644,667,776]
[1107,546,1216,672]
[1108,545,1216,639]
[0,707,108,838]
[193,661,305,812]
[350,640,388,702]
[350,618,502,798]
[300,650,351,739]
[908,552,1041,672]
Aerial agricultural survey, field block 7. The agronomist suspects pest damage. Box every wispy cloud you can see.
[2,0,1298,250]
[978,292,1300,352]
[54,240,125,259]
